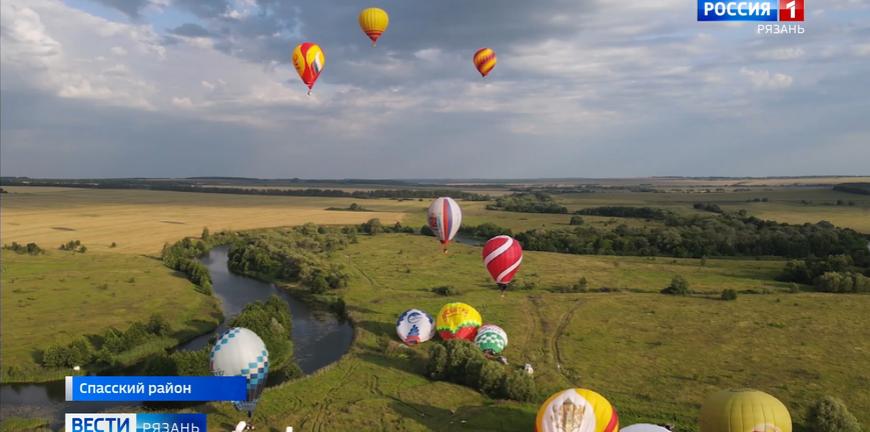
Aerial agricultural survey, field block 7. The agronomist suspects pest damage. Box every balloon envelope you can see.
[396,309,435,345]
[436,302,482,341]
[428,197,462,248]
[473,48,497,77]
[359,8,389,46]
[292,42,325,93]
[536,388,619,432]
[699,389,791,432]
[474,324,508,355]
[482,235,523,284]
[621,425,670,432]
[210,327,269,411]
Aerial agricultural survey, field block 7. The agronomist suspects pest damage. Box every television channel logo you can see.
[697,0,804,21]
[65,413,206,432]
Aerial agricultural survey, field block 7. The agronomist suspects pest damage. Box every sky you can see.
[1,0,869,179]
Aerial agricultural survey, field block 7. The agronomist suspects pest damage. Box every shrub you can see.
[361,218,383,235]
[445,340,479,381]
[431,285,460,296]
[426,344,448,380]
[420,224,435,236]
[569,216,584,225]
[661,275,690,295]
[805,396,862,432]
[720,289,738,301]
[574,277,588,292]
[477,361,507,398]
[500,370,537,401]
[146,314,171,336]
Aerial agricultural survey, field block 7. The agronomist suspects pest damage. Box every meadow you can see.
[203,234,870,431]
[0,250,220,382]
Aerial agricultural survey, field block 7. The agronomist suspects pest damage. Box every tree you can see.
[720,289,738,301]
[805,396,862,432]
[201,227,210,240]
[426,344,448,380]
[500,370,536,401]
[569,216,585,226]
[361,218,383,235]
[661,275,690,295]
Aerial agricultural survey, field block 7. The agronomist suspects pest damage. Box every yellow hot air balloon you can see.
[700,389,792,432]
[536,388,619,432]
[436,302,481,341]
[473,48,497,77]
[359,8,389,47]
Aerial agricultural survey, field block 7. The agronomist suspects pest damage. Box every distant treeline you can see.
[833,183,870,196]
[487,192,568,213]
[0,178,490,201]
[575,206,673,220]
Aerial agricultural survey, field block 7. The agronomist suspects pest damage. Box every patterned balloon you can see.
[699,389,791,432]
[482,235,523,285]
[474,324,508,355]
[536,388,619,432]
[427,197,462,251]
[436,302,482,341]
[358,7,389,46]
[396,309,435,345]
[292,42,325,94]
[210,327,269,413]
[473,48,497,77]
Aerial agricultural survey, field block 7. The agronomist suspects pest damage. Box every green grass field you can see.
[0,250,220,383]
[204,234,870,431]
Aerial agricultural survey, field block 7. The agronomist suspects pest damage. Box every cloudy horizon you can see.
[2,0,869,179]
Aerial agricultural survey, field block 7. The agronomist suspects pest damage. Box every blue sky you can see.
[1,0,868,178]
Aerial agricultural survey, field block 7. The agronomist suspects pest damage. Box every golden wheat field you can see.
[0,187,411,255]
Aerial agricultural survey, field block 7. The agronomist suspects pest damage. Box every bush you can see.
[569,216,585,225]
[146,314,171,336]
[3,242,45,255]
[477,361,507,397]
[420,224,435,237]
[361,218,383,235]
[805,396,862,432]
[720,289,738,301]
[426,344,449,380]
[41,339,93,368]
[574,277,588,292]
[500,370,537,401]
[431,285,460,296]
[661,275,690,295]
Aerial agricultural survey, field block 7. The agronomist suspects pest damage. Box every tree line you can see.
[0,178,489,201]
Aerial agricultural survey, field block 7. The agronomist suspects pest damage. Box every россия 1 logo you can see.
[698,0,805,34]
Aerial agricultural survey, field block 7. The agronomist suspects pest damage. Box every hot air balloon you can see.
[396,309,435,345]
[292,42,325,95]
[699,389,792,432]
[474,324,508,355]
[436,302,482,341]
[621,424,671,432]
[359,7,389,46]
[210,327,269,423]
[473,48,497,78]
[536,388,619,432]
[482,235,523,293]
[427,197,462,252]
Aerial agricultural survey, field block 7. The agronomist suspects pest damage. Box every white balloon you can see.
[210,327,269,409]
[396,309,435,345]
[621,424,670,432]
[427,197,462,245]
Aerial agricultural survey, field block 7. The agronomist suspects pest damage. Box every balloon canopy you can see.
[536,388,619,432]
[210,327,269,412]
[483,235,523,285]
[699,389,791,432]
[396,308,435,345]
[474,324,508,355]
[359,8,389,46]
[473,48,497,77]
[427,197,462,249]
[436,302,482,341]
[292,42,325,94]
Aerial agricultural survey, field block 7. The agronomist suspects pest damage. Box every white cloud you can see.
[740,67,794,90]
[110,46,127,56]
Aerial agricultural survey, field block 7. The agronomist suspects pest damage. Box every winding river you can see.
[0,246,354,429]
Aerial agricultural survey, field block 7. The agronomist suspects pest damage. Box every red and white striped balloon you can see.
[428,197,462,250]
[482,235,523,284]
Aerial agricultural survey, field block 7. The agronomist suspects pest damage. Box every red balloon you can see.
[482,235,523,284]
